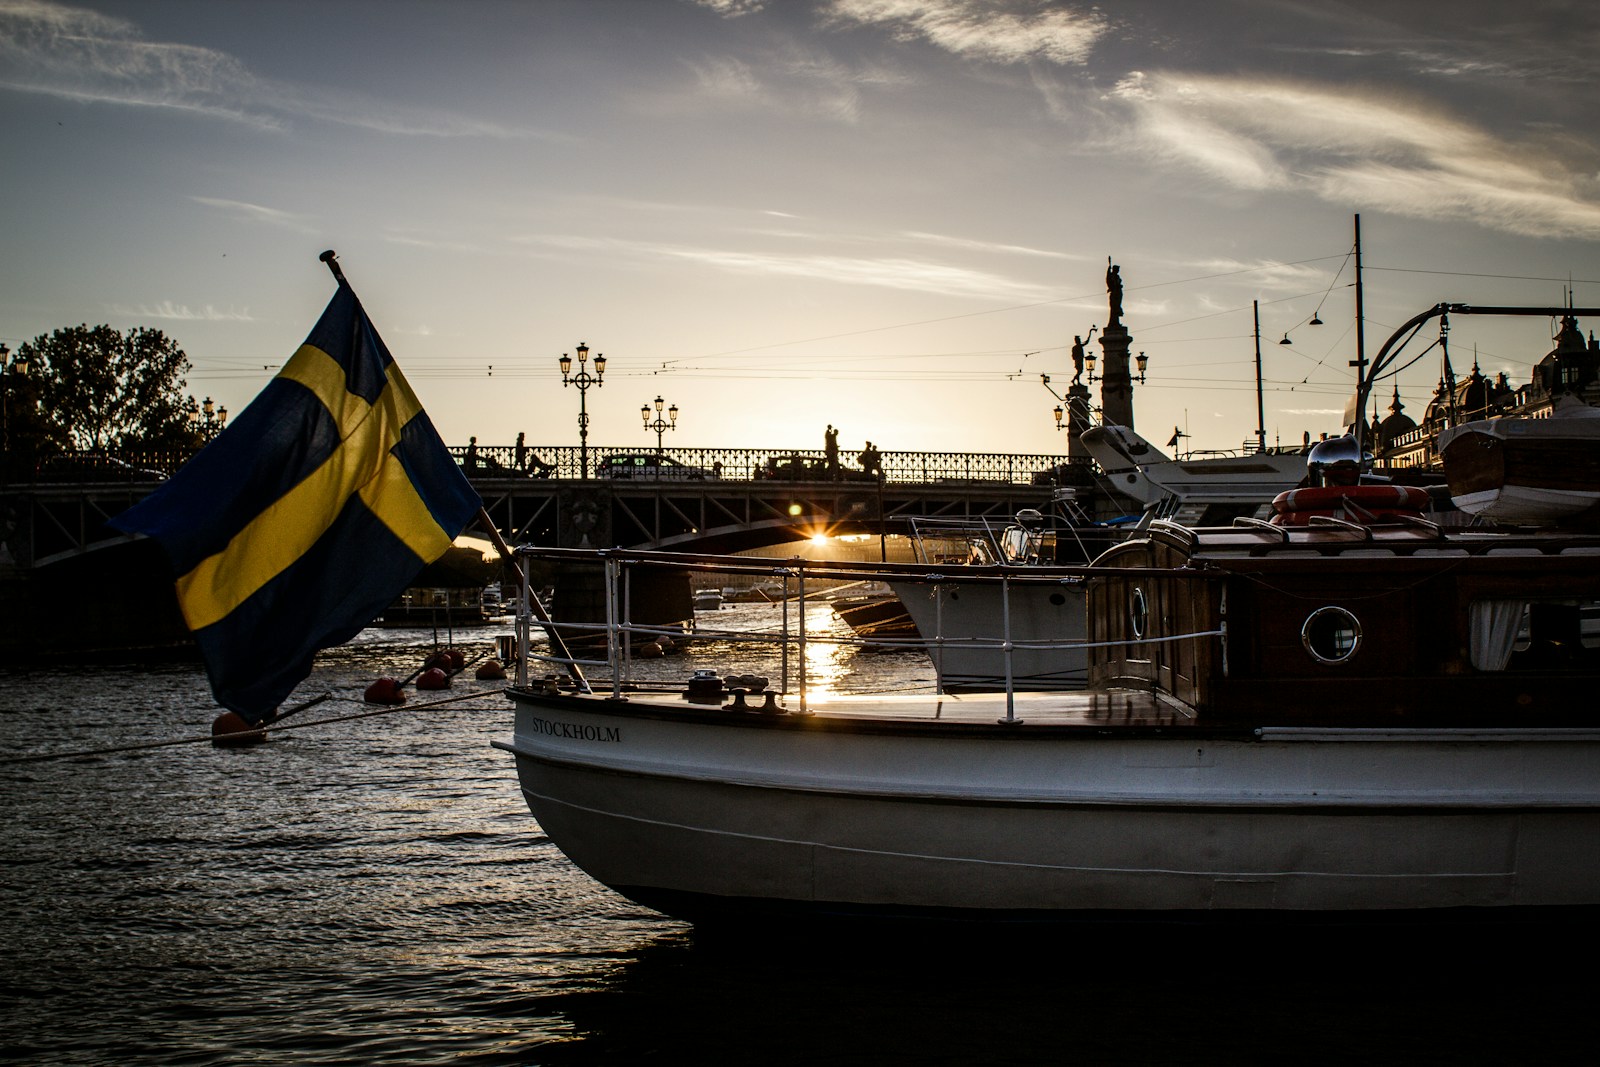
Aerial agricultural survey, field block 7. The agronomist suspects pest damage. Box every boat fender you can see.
[475,658,507,681]
[416,667,450,691]
[364,677,408,705]
[211,711,268,747]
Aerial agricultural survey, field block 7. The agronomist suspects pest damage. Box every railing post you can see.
[796,558,810,716]
[998,570,1022,724]
[780,569,791,697]
[604,555,622,699]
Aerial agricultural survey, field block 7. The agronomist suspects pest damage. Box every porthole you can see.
[1049,592,1066,607]
[1130,587,1149,639]
[1302,606,1361,664]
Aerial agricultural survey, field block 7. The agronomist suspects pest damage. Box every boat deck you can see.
[576,683,1198,729]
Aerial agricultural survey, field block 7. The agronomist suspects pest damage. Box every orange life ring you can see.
[1270,484,1429,526]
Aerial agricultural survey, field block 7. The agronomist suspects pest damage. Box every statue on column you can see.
[1069,325,1096,385]
[1106,258,1124,325]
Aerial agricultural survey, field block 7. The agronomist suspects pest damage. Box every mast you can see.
[1351,214,1367,453]
[1253,300,1266,453]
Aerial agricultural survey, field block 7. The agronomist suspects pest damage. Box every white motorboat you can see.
[496,525,1600,926]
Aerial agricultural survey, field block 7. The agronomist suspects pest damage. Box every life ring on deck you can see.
[1270,484,1429,526]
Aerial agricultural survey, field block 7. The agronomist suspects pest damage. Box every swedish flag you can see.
[112,281,481,722]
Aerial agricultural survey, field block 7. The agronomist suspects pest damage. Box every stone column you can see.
[1098,322,1135,430]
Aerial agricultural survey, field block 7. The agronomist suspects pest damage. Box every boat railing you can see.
[508,545,1222,721]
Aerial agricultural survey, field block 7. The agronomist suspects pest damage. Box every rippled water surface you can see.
[3,613,1596,1064]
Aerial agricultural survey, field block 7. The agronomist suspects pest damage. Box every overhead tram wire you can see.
[202,254,1359,389]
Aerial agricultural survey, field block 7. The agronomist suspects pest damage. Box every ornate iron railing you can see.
[8,443,1087,487]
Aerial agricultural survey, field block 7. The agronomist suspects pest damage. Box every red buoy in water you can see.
[211,711,268,747]
[444,648,466,671]
[416,667,450,690]
[425,650,453,671]
[364,677,407,705]
[475,658,506,680]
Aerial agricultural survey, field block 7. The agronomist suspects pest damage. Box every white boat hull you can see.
[498,694,1600,922]
[889,580,1088,691]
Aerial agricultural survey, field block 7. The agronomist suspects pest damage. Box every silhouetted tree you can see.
[15,325,196,451]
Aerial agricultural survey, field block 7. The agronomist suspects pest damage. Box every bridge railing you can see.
[451,445,1084,485]
[6,443,1088,487]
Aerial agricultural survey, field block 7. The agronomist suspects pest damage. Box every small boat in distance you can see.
[1440,398,1600,525]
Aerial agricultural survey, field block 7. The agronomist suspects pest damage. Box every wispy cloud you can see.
[109,301,254,322]
[678,44,905,123]
[694,0,768,15]
[524,233,1056,303]
[1107,71,1600,239]
[192,197,318,234]
[822,0,1107,66]
[0,0,534,137]
[902,231,1085,261]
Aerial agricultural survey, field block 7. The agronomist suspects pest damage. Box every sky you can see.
[5,0,1600,459]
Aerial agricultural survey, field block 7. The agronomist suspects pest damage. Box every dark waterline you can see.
[2,624,1596,1064]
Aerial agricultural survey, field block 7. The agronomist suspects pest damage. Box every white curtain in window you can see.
[1469,600,1526,671]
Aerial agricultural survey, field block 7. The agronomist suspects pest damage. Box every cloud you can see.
[109,301,254,322]
[677,43,906,124]
[192,197,318,234]
[693,0,768,15]
[0,0,533,136]
[524,233,1056,303]
[902,231,1085,261]
[1106,71,1600,239]
[822,0,1107,66]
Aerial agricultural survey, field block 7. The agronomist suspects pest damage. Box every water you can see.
[2,611,1595,1064]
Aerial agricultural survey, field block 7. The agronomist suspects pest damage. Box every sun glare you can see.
[810,534,831,547]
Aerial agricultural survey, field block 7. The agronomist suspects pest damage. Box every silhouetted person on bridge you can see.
[825,424,839,478]
[858,441,882,480]
[515,432,527,471]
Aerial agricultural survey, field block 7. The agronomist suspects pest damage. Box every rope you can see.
[0,687,507,766]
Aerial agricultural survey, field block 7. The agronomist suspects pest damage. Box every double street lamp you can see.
[641,395,678,454]
[558,342,605,479]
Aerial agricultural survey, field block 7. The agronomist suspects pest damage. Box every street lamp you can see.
[641,395,677,455]
[559,341,605,479]
[188,395,229,441]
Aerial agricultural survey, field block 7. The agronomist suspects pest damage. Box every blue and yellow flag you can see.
[112,282,481,722]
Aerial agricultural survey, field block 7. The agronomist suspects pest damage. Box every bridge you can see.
[2,443,1089,567]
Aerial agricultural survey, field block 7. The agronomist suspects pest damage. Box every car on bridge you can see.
[596,453,713,481]
[35,451,169,483]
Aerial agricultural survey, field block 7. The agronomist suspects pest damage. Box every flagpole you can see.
[317,249,588,693]
[319,249,349,286]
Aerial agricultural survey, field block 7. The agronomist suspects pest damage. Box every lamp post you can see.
[187,395,229,442]
[559,341,605,479]
[641,395,677,455]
